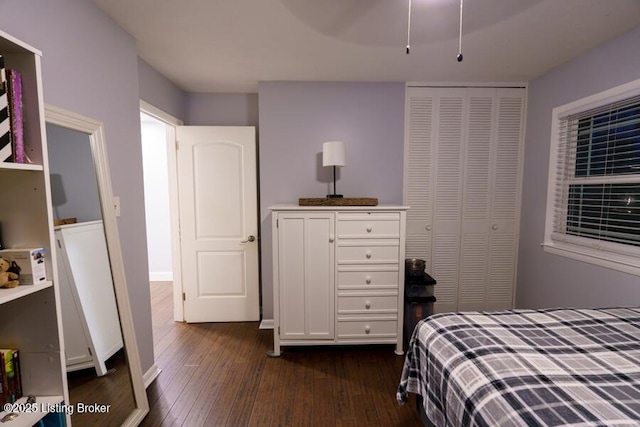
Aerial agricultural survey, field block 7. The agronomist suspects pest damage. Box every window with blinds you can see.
[546,79,640,274]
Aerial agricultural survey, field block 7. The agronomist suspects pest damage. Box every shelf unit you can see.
[0,281,52,305]
[0,163,43,172]
[0,30,68,426]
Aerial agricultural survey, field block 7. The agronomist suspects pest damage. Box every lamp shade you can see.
[322,141,346,167]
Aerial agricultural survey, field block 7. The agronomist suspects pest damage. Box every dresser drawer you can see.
[337,319,398,339]
[337,270,399,289]
[338,295,397,315]
[338,214,400,238]
[337,245,399,263]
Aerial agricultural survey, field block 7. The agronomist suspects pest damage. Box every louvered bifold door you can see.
[405,88,466,314]
[431,89,466,313]
[486,88,525,310]
[404,90,435,268]
[458,88,524,311]
[458,89,494,311]
[406,86,525,313]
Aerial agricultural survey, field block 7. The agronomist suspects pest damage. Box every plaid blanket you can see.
[397,307,640,426]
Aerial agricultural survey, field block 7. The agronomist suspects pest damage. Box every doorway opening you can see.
[141,112,172,281]
[139,101,184,321]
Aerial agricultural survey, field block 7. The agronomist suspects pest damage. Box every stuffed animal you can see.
[0,257,19,289]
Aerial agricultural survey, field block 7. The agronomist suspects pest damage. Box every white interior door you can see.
[176,126,259,322]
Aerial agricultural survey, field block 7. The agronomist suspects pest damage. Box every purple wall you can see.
[138,57,186,121]
[0,0,154,373]
[517,25,640,309]
[186,93,258,126]
[258,81,405,319]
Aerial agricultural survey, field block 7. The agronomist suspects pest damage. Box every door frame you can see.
[140,100,185,322]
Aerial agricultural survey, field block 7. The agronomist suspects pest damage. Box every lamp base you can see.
[327,194,343,198]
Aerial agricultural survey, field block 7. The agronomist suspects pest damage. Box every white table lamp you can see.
[322,141,346,198]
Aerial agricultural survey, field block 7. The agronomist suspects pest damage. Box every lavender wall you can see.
[0,0,154,373]
[138,57,186,121]
[517,25,640,309]
[258,81,405,319]
[186,93,258,126]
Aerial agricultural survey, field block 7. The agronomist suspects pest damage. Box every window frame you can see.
[544,78,640,276]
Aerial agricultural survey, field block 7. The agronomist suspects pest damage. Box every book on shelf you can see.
[6,69,23,163]
[0,353,4,406]
[0,54,12,163]
[0,349,22,405]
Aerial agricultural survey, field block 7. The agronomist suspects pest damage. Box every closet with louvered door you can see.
[404,86,525,313]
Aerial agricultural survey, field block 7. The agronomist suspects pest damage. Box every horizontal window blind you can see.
[553,94,640,248]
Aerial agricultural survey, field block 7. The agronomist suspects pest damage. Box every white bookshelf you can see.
[0,29,69,426]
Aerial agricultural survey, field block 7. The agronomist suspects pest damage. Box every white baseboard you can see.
[259,319,274,330]
[149,272,173,281]
[143,364,162,388]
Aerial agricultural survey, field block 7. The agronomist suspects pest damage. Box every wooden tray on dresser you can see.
[298,197,378,206]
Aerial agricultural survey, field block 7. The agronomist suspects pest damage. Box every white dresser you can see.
[270,205,408,356]
[55,221,123,376]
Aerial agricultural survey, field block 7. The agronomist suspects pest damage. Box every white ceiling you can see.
[91,0,640,93]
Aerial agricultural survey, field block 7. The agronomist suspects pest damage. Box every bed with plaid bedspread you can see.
[397,307,640,426]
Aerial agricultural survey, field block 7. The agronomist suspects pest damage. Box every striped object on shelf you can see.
[0,55,11,162]
[7,69,23,163]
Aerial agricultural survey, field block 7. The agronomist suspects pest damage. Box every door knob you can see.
[241,235,256,243]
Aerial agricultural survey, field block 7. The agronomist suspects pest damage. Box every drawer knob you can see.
[365,301,371,309]
[365,325,371,334]
[366,225,372,233]
[366,251,372,259]
[365,276,372,284]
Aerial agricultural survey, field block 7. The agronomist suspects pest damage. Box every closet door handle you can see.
[241,235,256,243]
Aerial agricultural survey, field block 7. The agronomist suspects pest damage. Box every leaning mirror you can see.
[45,104,149,426]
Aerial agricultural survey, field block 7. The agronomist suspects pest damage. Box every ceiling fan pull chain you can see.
[406,0,412,54]
[457,0,464,62]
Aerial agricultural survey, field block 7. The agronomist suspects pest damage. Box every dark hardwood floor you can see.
[141,281,423,427]
[67,348,135,426]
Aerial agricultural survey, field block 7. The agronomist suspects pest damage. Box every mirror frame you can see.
[45,104,150,426]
